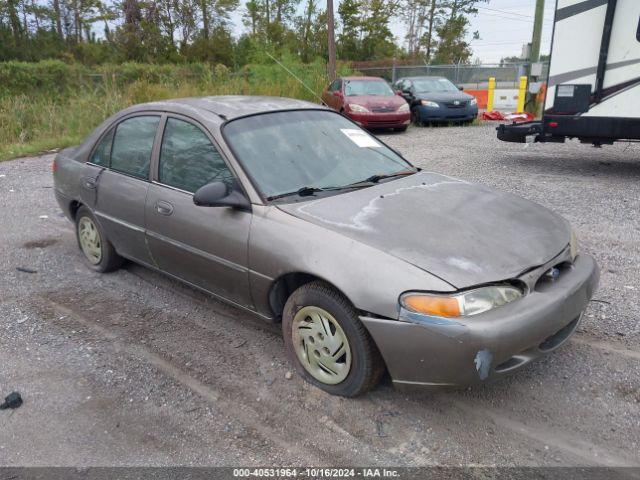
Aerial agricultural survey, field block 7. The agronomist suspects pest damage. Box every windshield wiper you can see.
[364,170,416,183]
[266,170,417,202]
[324,170,417,192]
[266,186,326,201]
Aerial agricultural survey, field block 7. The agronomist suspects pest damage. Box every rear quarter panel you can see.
[53,146,86,218]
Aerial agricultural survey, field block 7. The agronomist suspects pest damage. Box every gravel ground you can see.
[0,123,639,467]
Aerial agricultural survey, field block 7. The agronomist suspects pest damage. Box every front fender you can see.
[247,206,455,319]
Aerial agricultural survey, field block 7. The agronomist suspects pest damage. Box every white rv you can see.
[498,0,640,145]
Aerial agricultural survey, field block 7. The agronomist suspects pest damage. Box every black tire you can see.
[282,281,385,397]
[394,126,408,132]
[75,206,123,273]
[411,109,423,126]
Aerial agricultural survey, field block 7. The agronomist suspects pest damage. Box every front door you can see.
[327,79,342,110]
[92,114,160,264]
[144,116,253,309]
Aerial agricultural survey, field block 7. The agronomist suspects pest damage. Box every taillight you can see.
[548,122,559,128]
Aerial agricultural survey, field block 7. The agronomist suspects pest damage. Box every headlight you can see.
[470,98,478,106]
[398,103,410,112]
[400,285,523,319]
[348,103,369,113]
[570,229,579,262]
[420,100,439,108]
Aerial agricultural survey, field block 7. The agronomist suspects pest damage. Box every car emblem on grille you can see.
[453,100,460,105]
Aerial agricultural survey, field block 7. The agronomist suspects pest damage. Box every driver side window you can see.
[159,118,234,193]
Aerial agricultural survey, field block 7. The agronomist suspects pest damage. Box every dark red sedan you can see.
[321,76,411,131]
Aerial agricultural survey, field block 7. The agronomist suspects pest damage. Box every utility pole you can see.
[530,0,545,64]
[526,0,545,114]
[327,0,337,81]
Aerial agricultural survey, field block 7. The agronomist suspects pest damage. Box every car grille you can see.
[371,106,397,112]
[443,101,468,108]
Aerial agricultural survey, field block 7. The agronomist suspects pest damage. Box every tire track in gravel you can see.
[37,293,399,466]
[451,400,640,468]
[38,297,334,464]
[571,336,640,361]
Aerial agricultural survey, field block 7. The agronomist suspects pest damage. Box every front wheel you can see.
[411,109,423,126]
[75,206,123,273]
[282,281,385,397]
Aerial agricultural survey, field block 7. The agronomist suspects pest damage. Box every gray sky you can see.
[229,0,557,64]
[459,0,557,63]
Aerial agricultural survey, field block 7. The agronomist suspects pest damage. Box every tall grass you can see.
[0,59,351,161]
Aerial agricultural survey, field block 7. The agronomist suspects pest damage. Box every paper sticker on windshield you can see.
[340,129,381,148]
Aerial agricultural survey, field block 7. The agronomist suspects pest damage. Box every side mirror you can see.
[458,86,464,91]
[395,90,403,96]
[193,181,251,211]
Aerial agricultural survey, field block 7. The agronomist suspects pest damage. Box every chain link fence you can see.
[355,62,549,89]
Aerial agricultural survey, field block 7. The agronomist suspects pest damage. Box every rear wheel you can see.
[75,206,123,273]
[282,281,384,397]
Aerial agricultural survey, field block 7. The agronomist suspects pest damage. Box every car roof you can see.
[120,95,324,124]
[341,76,387,81]
[399,76,447,81]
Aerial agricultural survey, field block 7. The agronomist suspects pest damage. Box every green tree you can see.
[337,0,361,60]
[359,0,397,60]
[432,0,485,64]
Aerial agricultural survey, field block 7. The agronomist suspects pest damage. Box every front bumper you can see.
[415,104,478,122]
[346,111,411,129]
[361,252,599,389]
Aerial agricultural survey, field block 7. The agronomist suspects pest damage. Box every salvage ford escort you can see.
[53,96,599,397]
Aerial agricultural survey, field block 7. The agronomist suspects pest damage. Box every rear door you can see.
[81,127,114,208]
[92,114,161,265]
[144,115,253,308]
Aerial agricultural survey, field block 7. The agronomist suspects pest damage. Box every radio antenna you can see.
[265,52,325,104]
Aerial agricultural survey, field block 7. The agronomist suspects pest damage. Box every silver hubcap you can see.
[78,216,102,265]
[292,306,351,385]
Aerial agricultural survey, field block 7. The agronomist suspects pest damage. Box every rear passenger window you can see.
[159,118,234,193]
[110,116,160,179]
[90,128,114,167]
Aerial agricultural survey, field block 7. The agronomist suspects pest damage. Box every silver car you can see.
[53,96,599,396]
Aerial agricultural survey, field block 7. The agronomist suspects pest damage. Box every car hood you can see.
[415,91,474,103]
[345,95,406,110]
[277,172,570,288]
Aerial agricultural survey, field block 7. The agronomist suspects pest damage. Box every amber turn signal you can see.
[401,294,461,318]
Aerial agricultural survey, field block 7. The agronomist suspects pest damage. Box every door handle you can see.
[83,177,97,190]
[155,200,174,216]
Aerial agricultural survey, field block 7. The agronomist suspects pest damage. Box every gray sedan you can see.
[53,96,599,397]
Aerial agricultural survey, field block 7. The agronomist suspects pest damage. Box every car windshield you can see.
[412,78,459,93]
[344,80,394,97]
[223,110,414,200]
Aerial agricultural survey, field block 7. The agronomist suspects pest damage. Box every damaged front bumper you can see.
[360,251,599,389]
